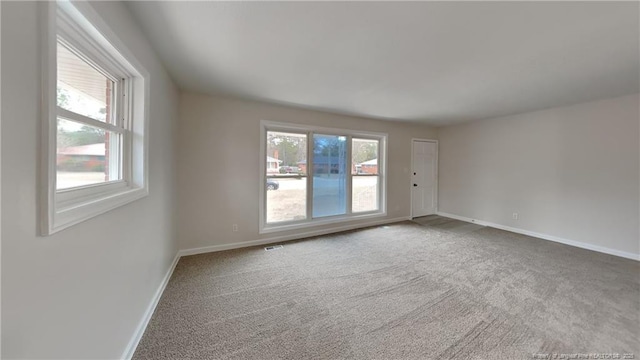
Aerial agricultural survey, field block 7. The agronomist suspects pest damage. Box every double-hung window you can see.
[41,1,149,235]
[260,121,387,233]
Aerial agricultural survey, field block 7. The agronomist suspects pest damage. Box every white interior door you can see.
[411,140,437,218]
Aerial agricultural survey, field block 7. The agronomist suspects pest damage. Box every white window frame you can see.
[351,136,383,213]
[259,120,387,234]
[40,1,149,235]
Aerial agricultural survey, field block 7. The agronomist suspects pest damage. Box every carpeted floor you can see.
[133,217,640,359]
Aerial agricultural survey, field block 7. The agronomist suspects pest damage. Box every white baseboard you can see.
[121,253,181,360]
[178,216,411,257]
[436,211,639,261]
[122,216,410,358]
[121,212,637,358]
[122,212,636,358]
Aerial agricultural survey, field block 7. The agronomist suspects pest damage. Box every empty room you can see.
[1,1,639,359]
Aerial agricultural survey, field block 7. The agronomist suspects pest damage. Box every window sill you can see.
[260,211,387,235]
[45,186,148,235]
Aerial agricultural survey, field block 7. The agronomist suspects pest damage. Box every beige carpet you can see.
[133,218,639,359]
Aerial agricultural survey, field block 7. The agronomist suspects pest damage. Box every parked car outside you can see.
[266,179,280,190]
[279,166,301,174]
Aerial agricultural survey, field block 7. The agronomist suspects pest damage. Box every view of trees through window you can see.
[352,138,379,212]
[312,134,347,217]
[56,41,120,189]
[265,129,382,225]
[266,131,307,223]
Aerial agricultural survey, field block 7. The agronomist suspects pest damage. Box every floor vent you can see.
[265,245,284,251]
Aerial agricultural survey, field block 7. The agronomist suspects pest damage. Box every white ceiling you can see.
[127,1,639,125]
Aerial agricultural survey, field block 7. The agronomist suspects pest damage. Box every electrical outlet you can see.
[232,224,238,232]
[512,213,518,220]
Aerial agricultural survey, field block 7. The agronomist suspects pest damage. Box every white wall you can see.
[1,2,179,358]
[438,94,640,258]
[177,93,437,251]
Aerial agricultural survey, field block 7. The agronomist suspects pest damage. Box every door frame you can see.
[410,138,439,219]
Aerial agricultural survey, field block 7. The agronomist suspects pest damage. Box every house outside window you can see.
[40,1,149,235]
[260,121,387,233]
